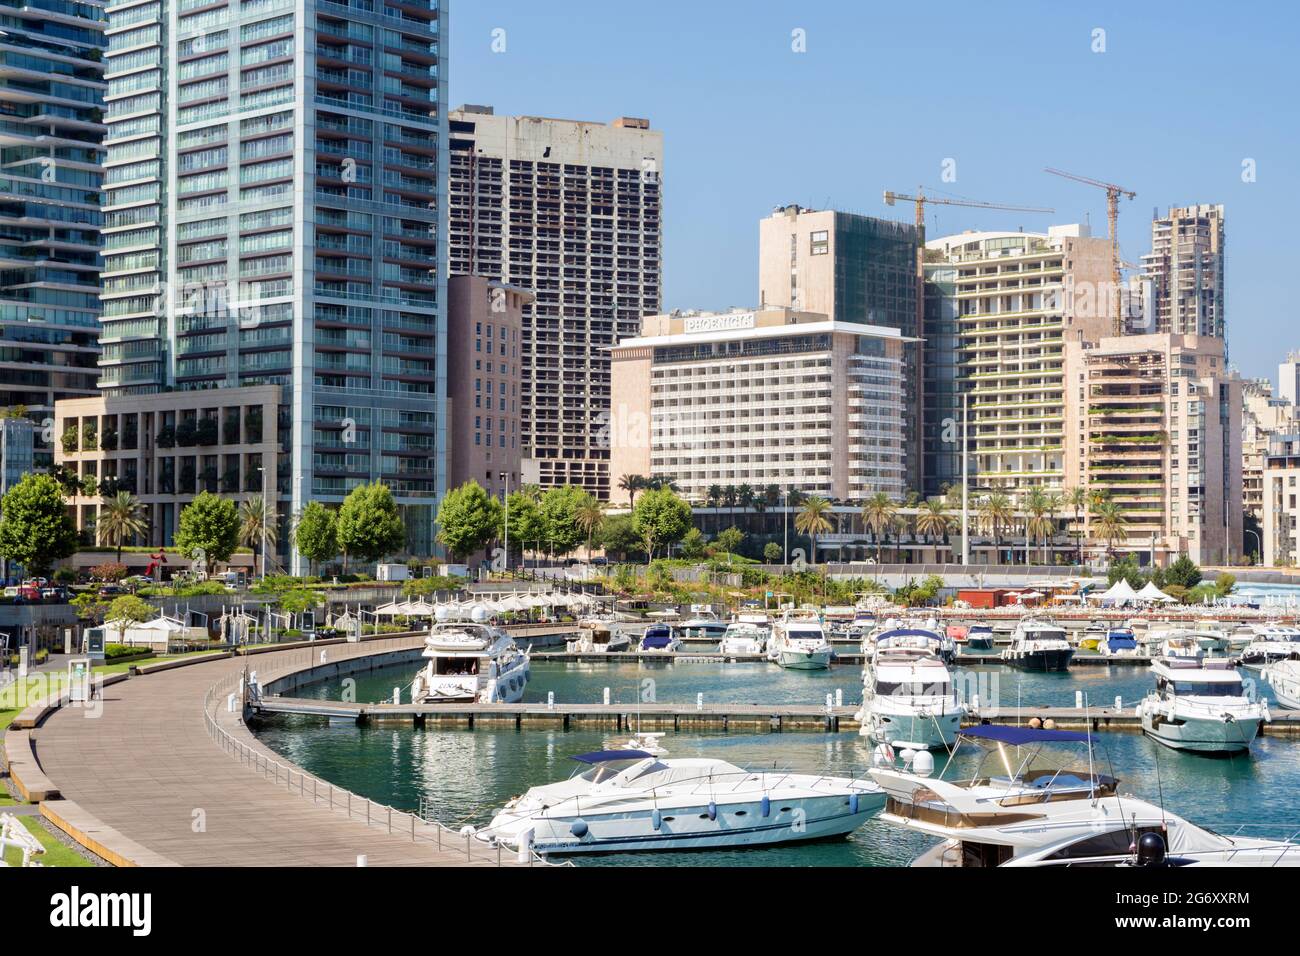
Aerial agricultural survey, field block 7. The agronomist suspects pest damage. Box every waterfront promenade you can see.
[9,637,533,867]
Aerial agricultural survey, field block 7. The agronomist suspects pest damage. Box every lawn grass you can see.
[1,815,93,867]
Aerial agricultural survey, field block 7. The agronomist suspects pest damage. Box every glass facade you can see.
[100,0,448,565]
[0,1,106,467]
[922,262,960,497]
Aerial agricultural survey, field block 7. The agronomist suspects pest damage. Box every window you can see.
[810,230,829,255]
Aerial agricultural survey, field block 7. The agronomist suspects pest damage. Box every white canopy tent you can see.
[1095,578,1140,606]
[1136,581,1176,603]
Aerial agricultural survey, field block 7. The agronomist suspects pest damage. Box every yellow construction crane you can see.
[1043,167,1136,334]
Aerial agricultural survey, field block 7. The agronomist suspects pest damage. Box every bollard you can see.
[1075,691,1083,709]
[835,688,843,707]
[1114,695,1122,712]
[825,693,833,715]
[517,828,534,865]
[320,650,328,664]
[227,693,235,713]
[393,686,401,705]
[603,686,610,706]
[696,692,703,712]
[356,854,367,867]
[547,691,555,711]
[972,693,980,712]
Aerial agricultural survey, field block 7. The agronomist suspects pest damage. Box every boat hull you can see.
[499,794,883,855]
[777,648,833,670]
[862,709,961,750]
[1002,648,1073,671]
[1141,712,1261,754]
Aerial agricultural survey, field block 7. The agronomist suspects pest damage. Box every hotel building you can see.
[0,3,106,467]
[446,274,528,500]
[1064,333,1241,565]
[447,106,663,498]
[609,307,910,502]
[98,0,449,569]
[1139,204,1225,338]
[1263,433,1300,567]
[926,226,1113,496]
[757,204,921,492]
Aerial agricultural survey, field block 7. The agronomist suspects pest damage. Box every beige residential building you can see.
[446,276,530,500]
[1139,204,1225,338]
[1063,334,1241,565]
[1242,378,1300,521]
[448,106,663,498]
[927,226,1113,496]
[609,307,909,501]
[54,385,282,551]
[1263,434,1300,566]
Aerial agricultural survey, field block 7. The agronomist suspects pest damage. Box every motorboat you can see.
[1264,659,1300,710]
[677,605,729,641]
[1077,620,1107,651]
[478,733,884,855]
[1137,658,1268,754]
[823,606,857,639]
[1237,624,1300,666]
[1098,627,1144,659]
[1157,633,1206,663]
[409,622,530,703]
[962,623,995,653]
[638,623,681,653]
[767,609,834,670]
[1000,619,1073,671]
[870,725,1300,866]
[718,614,769,655]
[846,607,877,645]
[871,624,946,663]
[857,652,964,750]
[566,617,631,654]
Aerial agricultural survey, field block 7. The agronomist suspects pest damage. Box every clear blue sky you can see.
[450,0,1298,381]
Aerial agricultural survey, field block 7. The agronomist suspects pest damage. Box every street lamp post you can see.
[500,471,509,577]
[961,390,970,566]
[1245,528,1261,566]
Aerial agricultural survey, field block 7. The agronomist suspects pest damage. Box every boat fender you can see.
[570,819,589,838]
[760,795,770,818]
[652,809,662,831]
[848,793,859,814]
[707,802,717,821]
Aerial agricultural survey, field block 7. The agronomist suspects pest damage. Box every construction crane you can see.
[1043,168,1136,334]
[883,186,1055,378]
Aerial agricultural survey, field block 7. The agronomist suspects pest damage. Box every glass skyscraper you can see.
[99,0,448,566]
[0,1,105,467]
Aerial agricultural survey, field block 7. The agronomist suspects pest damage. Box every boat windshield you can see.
[876,681,952,697]
[1169,680,1243,697]
[578,759,666,784]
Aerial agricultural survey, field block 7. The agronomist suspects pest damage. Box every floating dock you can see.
[529,650,1153,666]
[248,696,1300,737]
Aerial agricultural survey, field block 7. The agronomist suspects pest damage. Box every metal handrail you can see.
[200,639,563,867]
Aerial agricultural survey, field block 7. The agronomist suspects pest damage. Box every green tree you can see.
[1063,486,1088,564]
[795,495,834,565]
[278,588,324,618]
[0,473,77,574]
[174,492,241,575]
[632,487,692,562]
[1091,499,1128,556]
[239,493,278,576]
[616,473,646,509]
[538,485,587,557]
[914,499,951,546]
[294,501,339,574]
[105,594,154,643]
[679,527,707,559]
[978,492,1014,562]
[504,491,544,564]
[1164,553,1202,590]
[763,541,782,563]
[715,526,745,559]
[861,492,897,562]
[574,494,605,559]
[338,481,406,569]
[434,480,502,562]
[96,490,147,563]
[598,513,643,561]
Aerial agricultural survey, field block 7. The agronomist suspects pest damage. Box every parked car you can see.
[97,584,126,597]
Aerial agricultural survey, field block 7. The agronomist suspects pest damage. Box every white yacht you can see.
[1238,624,1300,666]
[1265,659,1300,710]
[846,608,877,645]
[870,725,1300,867]
[822,606,856,639]
[478,734,884,855]
[677,606,729,641]
[871,623,946,662]
[566,618,631,654]
[1137,658,1268,754]
[718,614,769,655]
[410,622,530,703]
[857,653,963,750]
[962,623,995,652]
[1001,619,1073,671]
[638,623,681,653]
[1157,632,1206,663]
[767,609,833,670]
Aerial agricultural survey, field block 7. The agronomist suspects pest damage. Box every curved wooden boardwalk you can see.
[27,638,532,867]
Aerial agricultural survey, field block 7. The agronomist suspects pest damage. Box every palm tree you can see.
[97,490,147,563]
[617,474,645,509]
[914,499,951,551]
[978,492,1014,563]
[736,483,755,519]
[1092,499,1128,557]
[1023,488,1052,567]
[1063,486,1088,564]
[240,494,279,577]
[575,496,605,560]
[861,492,897,563]
[1044,493,1063,566]
[795,496,833,566]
